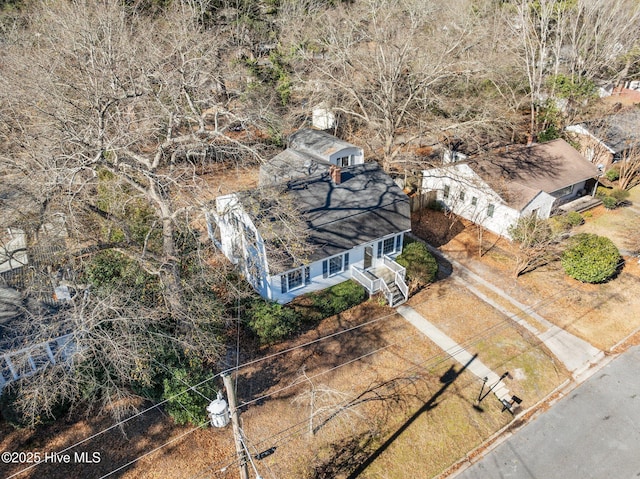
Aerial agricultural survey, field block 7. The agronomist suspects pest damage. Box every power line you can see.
[8,255,630,478]
[97,420,211,479]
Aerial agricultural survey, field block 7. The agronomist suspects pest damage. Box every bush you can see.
[561,233,620,283]
[566,211,584,226]
[308,280,367,319]
[162,359,219,426]
[395,241,438,284]
[605,168,620,181]
[610,188,630,203]
[596,186,629,209]
[248,300,302,344]
[601,196,618,209]
[548,215,571,236]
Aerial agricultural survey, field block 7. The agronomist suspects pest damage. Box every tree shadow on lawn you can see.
[236,303,393,407]
[309,355,478,479]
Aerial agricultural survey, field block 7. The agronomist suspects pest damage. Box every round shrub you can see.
[162,359,219,426]
[248,300,301,344]
[605,168,619,181]
[561,233,620,283]
[396,241,438,284]
[610,188,630,203]
[601,196,618,209]
[566,211,584,226]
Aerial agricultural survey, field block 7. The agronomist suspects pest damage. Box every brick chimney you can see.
[329,164,342,184]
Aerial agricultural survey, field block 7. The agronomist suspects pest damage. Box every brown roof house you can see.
[421,139,600,238]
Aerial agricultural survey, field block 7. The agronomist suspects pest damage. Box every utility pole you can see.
[223,372,249,479]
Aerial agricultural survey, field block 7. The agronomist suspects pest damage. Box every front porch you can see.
[351,255,408,307]
[557,194,602,214]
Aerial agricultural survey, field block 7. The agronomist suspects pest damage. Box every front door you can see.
[364,246,373,269]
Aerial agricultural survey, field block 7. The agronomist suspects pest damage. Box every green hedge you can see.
[246,281,367,345]
[247,300,302,345]
[301,280,367,321]
[395,241,438,285]
[561,233,620,283]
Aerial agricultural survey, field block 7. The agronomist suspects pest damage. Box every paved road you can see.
[455,346,640,479]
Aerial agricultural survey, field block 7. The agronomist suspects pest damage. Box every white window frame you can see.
[281,266,310,293]
[552,184,574,198]
[336,156,351,167]
[383,237,396,255]
[323,252,350,278]
[487,203,495,218]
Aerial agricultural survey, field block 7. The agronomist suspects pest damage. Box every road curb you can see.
[437,351,619,479]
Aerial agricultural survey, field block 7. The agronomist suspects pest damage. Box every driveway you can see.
[454,346,640,479]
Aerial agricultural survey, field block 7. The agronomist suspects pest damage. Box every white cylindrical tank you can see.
[207,391,230,428]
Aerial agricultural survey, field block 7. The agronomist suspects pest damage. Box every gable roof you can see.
[288,128,359,162]
[286,162,410,262]
[258,148,330,187]
[579,110,640,154]
[466,139,599,210]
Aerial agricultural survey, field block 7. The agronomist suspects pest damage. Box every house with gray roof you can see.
[566,109,640,169]
[208,131,410,305]
[421,139,600,238]
[258,128,364,187]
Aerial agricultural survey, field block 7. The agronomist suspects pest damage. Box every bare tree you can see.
[507,213,558,277]
[291,0,478,171]
[0,0,272,424]
[617,143,640,190]
[0,0,264,320]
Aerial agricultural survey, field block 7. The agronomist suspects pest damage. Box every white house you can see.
[258,128,364,186]
[421,139,600,238]
[566,109,640,169]
[208,130,411,305]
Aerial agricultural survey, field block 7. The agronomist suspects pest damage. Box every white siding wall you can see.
[422,164,521,238]
[328,147,364,166]
[267,233,405,304]
[211,194,270,295]
[521,192,555,219]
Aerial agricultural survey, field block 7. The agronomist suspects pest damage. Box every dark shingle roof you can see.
[582,110,640,154]
[288,129,358,162]
[286,162,411,261]
[258,149,330,187]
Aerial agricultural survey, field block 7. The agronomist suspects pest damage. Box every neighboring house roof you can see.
[0,228,28,275]
[466,139,599,211]
[258,148,330,187]
[286,162,410,262]
[288,128,358,162]
[574,110,640,154]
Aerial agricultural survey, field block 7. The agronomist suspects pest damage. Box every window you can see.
[329,256,342,275]
[552,184,574,198]
[487,203,495,218]
[336,156,351,167]
[378,236,401,258]
[443,184,450,199]
[471,196,478,206]
[383,237,395,255]
[288,269,303,289]
[459,191,465,201]
[280,266,310,293]
[322,252,350,278]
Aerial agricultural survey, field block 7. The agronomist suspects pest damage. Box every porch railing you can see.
[395,272,408,300]
[383,255,406,280]
[350,265,381,294]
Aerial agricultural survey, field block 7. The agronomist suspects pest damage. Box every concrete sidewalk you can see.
[396,304,511,403]
[411,235,604,379]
